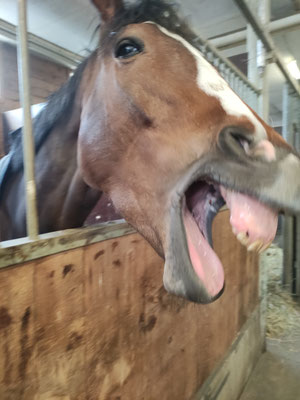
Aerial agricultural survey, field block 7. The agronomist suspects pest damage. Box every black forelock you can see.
[101,0,197,48]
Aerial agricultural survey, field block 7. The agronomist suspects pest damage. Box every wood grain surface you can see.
[0,210,259,399]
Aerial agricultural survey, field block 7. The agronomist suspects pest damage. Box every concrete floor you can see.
[239,321,300,400]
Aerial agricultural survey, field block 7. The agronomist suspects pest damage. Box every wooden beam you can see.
[0,221,134,269]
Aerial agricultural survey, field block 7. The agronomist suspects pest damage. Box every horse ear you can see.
[91,0,124,22]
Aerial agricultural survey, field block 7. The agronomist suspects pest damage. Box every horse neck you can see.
[0,57,100,240]
[35,97,100,233]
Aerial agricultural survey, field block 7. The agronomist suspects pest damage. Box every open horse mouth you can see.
[165,171,278,304]
[184,179,277,297]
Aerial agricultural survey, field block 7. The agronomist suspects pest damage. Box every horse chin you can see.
[163,167,279,304]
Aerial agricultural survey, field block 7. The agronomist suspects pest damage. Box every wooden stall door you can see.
[0,211,259,400]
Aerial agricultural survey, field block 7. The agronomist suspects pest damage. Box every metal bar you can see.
[0,18,83,69]
[283,217,294,290]
[260,63,271,122]
[258,0,271,122]
[245,0,261,115]
[234,0,300,97]
[295,215,300,297]
[246,11,259,86]
[16,0,39,239]
[282,83,295,291]
[294,96,300,298]
[282,83,294,143]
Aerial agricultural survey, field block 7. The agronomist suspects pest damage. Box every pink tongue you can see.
[220,187,278,246]
[183,188,277,297]
[183,207,224,298]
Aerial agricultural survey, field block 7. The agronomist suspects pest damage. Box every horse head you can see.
[78,0,300,303]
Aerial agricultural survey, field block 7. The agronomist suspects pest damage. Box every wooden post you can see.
[16,0,39,239]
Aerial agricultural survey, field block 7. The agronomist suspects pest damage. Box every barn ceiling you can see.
[0,0,299,55]
[0,0,299,126]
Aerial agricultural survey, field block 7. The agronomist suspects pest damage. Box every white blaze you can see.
[146,22,267,139]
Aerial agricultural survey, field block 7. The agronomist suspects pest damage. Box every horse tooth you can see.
[237,232,249,246]
[237,232,246,241]
[255,241,264,252]
[254,241,264,253]
[257,242,265,253]
[247,243,255,252]
[259,241,272,253]
[247,240,263,252]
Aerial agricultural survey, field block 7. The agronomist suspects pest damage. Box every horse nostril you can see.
[232,133,251,153]
[218,126,253,157]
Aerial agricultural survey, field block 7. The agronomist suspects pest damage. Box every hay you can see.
[266,246,300,338]
[266,279,300,338]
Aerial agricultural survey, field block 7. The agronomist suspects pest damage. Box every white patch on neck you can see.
[145,22,266,139]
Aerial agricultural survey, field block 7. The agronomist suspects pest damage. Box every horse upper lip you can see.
[172,159,212,202]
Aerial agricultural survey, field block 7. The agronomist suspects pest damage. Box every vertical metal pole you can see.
[246,0,270,344]
[258,0,271,122]
[17,0,39,239]
[292,95,300,298]
[246,2,259,115]
[247,0,271,121]
[296,97,300,299]
[282,217,294,291]
[260,62,270,122]
[282,83,294,291]
[246,5,259,86]
[295,214,300,298]
[282,84,294,143]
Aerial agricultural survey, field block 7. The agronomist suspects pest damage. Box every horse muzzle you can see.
[161,140,300,304]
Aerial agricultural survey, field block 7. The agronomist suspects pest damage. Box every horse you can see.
[0,0,299,304]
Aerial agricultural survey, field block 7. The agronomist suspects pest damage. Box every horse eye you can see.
[115,39,143,59]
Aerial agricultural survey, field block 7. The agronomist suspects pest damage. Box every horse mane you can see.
[9,0,195,172]
[9,56,90,171]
